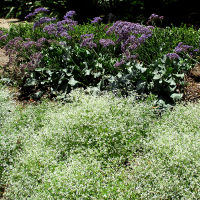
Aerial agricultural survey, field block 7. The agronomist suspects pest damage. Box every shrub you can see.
[1,9,200,102]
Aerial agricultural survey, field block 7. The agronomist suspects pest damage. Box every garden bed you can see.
[0,12,200,199]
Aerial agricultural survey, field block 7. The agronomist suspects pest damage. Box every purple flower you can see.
[147,13,164,24]
[99,39,115,47]
[25,7,49,19]
[57,18,78,30]
[4,37,23,55]
[81,39,97,48]
[91,17,102,24]
[37,37,47,44]
[194,49,199,52]
[114,59,125,67]
[138,33,152,44]
[81,34,94,39]
[0,30,4,36]
[33,17,56,29]
[43,17,77,37]
[106,21,152,53]
[35,38,48,48]
[60,32,72,40]
[166,53,180,60]
[22,52,43,71]
[174,42,193,53]
[23,41,36,48]
[124,50,138,60]
[63,11,76,19]
[43,24,57,35]
[80,34,96,48]
[0,34,8,40]
[34,7,49,13]
[25,13,35,19]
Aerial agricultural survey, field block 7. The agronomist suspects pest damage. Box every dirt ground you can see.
[0,19,18,67]
[1,19,200,102]
[0,18,19,29]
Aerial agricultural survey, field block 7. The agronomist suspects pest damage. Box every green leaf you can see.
[165,77,176,85]
[95,62,103,68]
[68,77,78,86]
[135,63,147,73]
[25,78,37,86]
[174,73,184,78]
[85,69,91,76]
[93,72,101,78]
[153,73,163,80]
[170,93,183,100]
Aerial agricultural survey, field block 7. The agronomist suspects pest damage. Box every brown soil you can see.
[183,63,200,102]
[0,18,19,29]
[0,19,200,102]
[0,19,17,68]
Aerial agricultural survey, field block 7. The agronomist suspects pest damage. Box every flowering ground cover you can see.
[0,84,199,199]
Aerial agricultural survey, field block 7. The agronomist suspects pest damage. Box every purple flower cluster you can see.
[123,50,138,61]
[114,59,125,67]
[22,37,48,49]
[106,20,152,53]
[43,10,78,39]
[147,13,164,24]
[4,37,23,56]
[43,24,57,35]
[63,10,76,19]
[23,41,35,48]
[80,34,97,48]
[0,30,8,41]
[91,17,102,24]
[25,7,49,19]
[33,17,56,29]
[0,33,8,41]
[20,52,43,71]
[4,36,48,67]
[166,53,180,60]
[60,32,72,40]
[174,42,193,53]
[99,39,115,47]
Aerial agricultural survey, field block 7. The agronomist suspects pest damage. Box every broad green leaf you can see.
[93,72,101,78]
[136,63,147,73]
[85,69,91,76]
[174,73,184,78]
[170,93,183,100]
[153,73,162,80]
[68,77,78,86]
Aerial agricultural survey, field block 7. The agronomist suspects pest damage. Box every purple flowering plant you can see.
[2,8,200,101]
[146,13,164,26]
[25,7,49,19]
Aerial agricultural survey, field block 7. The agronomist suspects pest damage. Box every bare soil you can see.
[0,19,18,67]
[0,18,19,29]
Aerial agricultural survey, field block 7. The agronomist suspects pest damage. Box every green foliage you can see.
[108,55,192,101]
[1,11,200,102]
[137,26,200,65]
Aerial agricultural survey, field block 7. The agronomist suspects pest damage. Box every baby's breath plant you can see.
[130,102,200,199]
[1,87,200,199]
[1,89,155,199]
